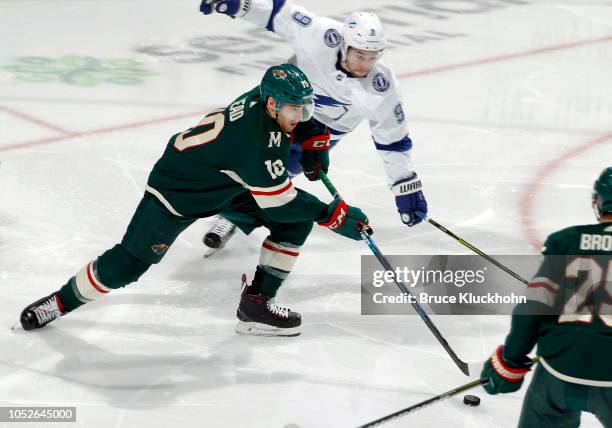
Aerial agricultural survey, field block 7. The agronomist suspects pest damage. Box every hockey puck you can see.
[463,395,481,406]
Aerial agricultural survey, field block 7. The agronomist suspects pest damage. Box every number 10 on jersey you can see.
[265,159,286,179]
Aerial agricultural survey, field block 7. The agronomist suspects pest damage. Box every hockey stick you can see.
[358,356,541,427]
[357,377,487,428]
[414,212,529,285]
[318,171,470,376]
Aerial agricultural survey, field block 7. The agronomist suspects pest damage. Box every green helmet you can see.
[260,63,314,119]
[593,167,612,220]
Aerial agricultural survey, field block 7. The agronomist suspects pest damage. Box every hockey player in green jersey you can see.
[481,167,612,427]
[19,63,370,337]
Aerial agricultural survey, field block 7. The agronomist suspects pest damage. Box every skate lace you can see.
[33,297,61,324]
[267,299,289,318]
[209,217,235,235]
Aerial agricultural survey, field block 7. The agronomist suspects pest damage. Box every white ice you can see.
[1,1,611,427]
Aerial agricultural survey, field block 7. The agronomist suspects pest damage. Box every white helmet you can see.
[341,12,387,58]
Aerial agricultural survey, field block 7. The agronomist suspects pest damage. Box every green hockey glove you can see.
[481,345,533,395]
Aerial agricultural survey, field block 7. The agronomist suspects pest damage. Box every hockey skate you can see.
[235,274,301,337]
[19,293,66,331]
[203,216,236,258]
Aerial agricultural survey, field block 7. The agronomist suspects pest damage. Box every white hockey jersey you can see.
[241,0,416,186]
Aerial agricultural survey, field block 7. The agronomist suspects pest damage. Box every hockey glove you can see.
[392,173,428,226]
[481,346,533,395]
[200,0,250,17]
[293,120,331,181]
[318,197,369,241]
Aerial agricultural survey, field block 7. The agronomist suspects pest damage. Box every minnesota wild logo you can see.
[272,69,287,80]
[2,55,158,87]
[151,244,169,255]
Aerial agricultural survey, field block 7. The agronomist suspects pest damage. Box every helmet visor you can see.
[278,98,315,123]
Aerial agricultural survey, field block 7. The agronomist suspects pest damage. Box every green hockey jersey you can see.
[146,86,327,221]
[505,222,612,386]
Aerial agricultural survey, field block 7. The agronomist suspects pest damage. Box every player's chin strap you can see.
[317,170,470,377]
[339,56,359,78]
[592,196,607,222]
[414,212,529,285]
[358,356,541,427]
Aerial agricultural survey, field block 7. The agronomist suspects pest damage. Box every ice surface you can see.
[1,1,611,427]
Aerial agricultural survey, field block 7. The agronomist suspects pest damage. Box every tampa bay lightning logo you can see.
[292,11,312,27]
[373,73,390,92]
[393,103,405,124]
[313,85,351,121]
[324,29,341,48]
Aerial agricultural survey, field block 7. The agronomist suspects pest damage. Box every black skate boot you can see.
[20,293,66,331]
[236,274,301,337]
[203,216,236,258]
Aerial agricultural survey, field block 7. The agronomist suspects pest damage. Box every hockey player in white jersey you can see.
[201,0,428,253]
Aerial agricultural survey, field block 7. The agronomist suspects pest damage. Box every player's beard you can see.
[346,59,373,77]
[276,111,299,133]
[276,117,298,133]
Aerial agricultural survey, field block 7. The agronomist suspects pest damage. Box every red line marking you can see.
[398,35,612,79]
[399,32,612,249]
[519,132,612,249]
[4,34,612,153]
[0,104,73,135]
[2,35,611,250]
[0,110,208,152]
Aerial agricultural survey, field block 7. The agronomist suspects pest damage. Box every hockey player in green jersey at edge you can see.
[19,63,370,337]
[481,167,612,427]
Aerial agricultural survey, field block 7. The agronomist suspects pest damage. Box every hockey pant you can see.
[57,192,313,311]
[518,364,612,428]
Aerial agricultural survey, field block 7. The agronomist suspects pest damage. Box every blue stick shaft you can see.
[317,170,469,376]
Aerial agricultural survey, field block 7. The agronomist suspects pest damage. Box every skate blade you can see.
[235,321,301,337]
[203,229,236,259]
[10,322,22,331]
[203,246,224,259]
